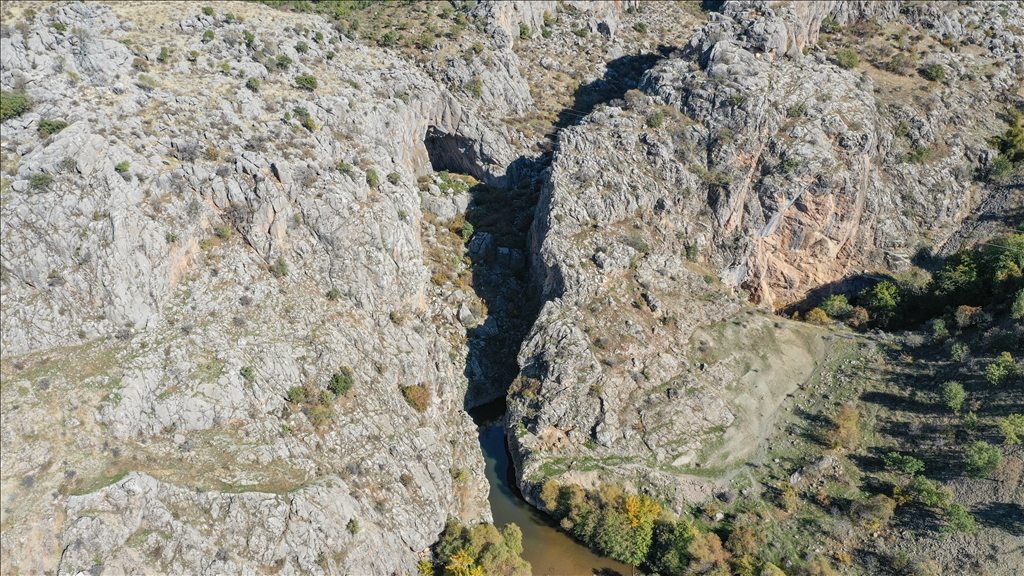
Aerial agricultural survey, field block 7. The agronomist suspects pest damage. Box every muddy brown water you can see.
[473,403,634,576]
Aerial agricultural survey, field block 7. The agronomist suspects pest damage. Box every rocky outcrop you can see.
[0,3,505,574]
[507,0,1022,513]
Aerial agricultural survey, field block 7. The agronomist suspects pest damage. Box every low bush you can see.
[245,77,260,92]
[327,288,341,300]
[985,351,1019,386]
[633,22,647,34]
[214,224,232,239]
[295,41,309,53]
[276,54,292,68]
[787,102,808,118]
[202,30,214,43]
[115,161,130,173]
[402,385,430,412]
[240,366,256,382]
[329,367,354,396]
[295,74,318,91]
[366,169,379,188]
[37,118,69,137]
[836,48,859,69]
[286,385,306,404]
[519,23,530,40]
[30,173,53,189]
[920,63,946,82]
[806,307,829,324]
[269,256,288,278]
[387,171,401,185]
[1,90,31,121]
[999,414,1024,445]
[883,452,925,475]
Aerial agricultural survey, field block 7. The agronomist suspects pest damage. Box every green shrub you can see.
[906,475,951,509]
[37,118,69,137]
[820,16,840,34]
[240,366,256,382]
[276,54,292,68]
[158,46,172,62]
[337,162,353,174]
[115,161,130,173]
[1013,289,1024,319]
[165,233,178,243]
[466,76,483,99]
[52,22,67,32]
[214,224,232,239]
[243,30,255,47]
[940,381,965,415]
[314,31,323,43]
[542,27,552,38]
[835,48,859,69]
[295,74,318,91]
[780,156,800,173]
[329,367,354,397]
[519,23,531,40]
[942,503,976,534]
[883,452,925,475]
[286,385,306,404]
[904,146,933,163]
[295,41,309,53]
[964,441,1002,478]
[647,110,665,128]
[245,77,260,92]
[347,518,359,534]
[327,288,341,300]
[202,30,214,42]
[270,256,288,278]
[300,116,316,131]
[1,90,31,121]
[859,280,899,325]
[999,414,1024,445]
[820,294,852,318]
[990,107,1023,163]
[379,30,400,47]
[920,63,946,82]
[459,220,474,240]
[136,74,157,91]
[950,342,970,362]
[988,155,1014,183]
[366,169,379,188]
[574,27,589,37]
[387,171,401,185]
[202,6,214,16]
[30,173,53,189]
[787,102,808,118]
[985,351,1019,386]
[633,22,647,34]
[402,385,430,412]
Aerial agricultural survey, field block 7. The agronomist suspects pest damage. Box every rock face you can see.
[507,0,1022,512]
[0,3,513,574]
[2,0,1022,573]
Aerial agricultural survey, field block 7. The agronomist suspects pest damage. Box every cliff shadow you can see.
[555,48,672,129]
[421,134,548,408]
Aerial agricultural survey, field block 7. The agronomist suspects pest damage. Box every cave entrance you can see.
[423,126,486,181]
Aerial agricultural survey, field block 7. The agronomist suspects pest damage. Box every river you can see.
[471,402,634,576]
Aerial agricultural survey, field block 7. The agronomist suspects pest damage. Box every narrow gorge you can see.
[1,1,1022,575]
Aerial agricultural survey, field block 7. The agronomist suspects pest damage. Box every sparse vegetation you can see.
[836,48,859,69]
[37,118,69,137]
[269,256,288,278]
[245,77,260,92]
[1,90,31,121]
[295,74,318,91]
[401,385,429,413]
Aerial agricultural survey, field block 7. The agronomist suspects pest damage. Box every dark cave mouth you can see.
[423,126,487,182]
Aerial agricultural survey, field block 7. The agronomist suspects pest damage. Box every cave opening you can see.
[423,126,486,182]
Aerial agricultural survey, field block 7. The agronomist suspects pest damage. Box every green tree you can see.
[998,414,1024,445]
[942,503,976,534]
[859,281,899,325]
[940,381,966,415]
[648,520,698,576]
[964,441,1003,478]
[1013,289,1024,319]
[820,294,852,318]
[883,452,925,475]
[930,251,980,304]
[986,352,1020,386]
